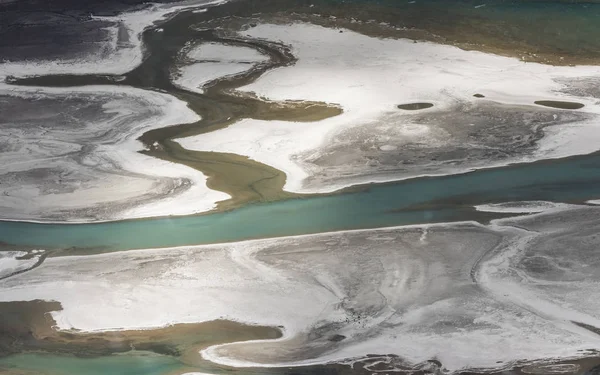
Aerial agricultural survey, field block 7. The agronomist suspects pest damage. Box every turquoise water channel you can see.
[2,152,600,252]
[0,352,185,375]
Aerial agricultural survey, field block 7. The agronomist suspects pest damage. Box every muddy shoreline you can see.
[0,300,280,363]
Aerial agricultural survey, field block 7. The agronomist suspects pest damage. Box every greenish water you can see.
[0,352,184,375]
[326,0,600,58]
[2,152,600,252]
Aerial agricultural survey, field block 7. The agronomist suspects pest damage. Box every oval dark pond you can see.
[534,100,584,110]
[397,102,434,110]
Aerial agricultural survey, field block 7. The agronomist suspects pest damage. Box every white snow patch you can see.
[475,201,573,214]
[187,43,268,62]
[173,43,268,93]
[0,83,229,221]
[174,62,257,94]
[178,23,600,194]
[0,251,42,279]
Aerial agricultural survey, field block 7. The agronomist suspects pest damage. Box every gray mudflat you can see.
[299,101,591,191]
[0,92,190,221]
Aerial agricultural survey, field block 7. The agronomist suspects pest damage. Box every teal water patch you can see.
[327,0,600,57]
[468,0,600,56]
[2,153,600,252]
[0,352,184,375]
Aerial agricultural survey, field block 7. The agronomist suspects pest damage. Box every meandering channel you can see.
[10,10,341,210]
[0,149,599,253]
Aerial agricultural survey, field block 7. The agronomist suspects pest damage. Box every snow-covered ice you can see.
[178,23,600,193]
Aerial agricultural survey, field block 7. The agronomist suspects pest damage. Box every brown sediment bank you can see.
[140,77,341,208]
[134,32,343,210]
[0,300,281,359]
[133,34,342,210]
[3,302,600,375]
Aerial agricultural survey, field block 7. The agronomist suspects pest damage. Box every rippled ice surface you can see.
[0,86,227,222]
